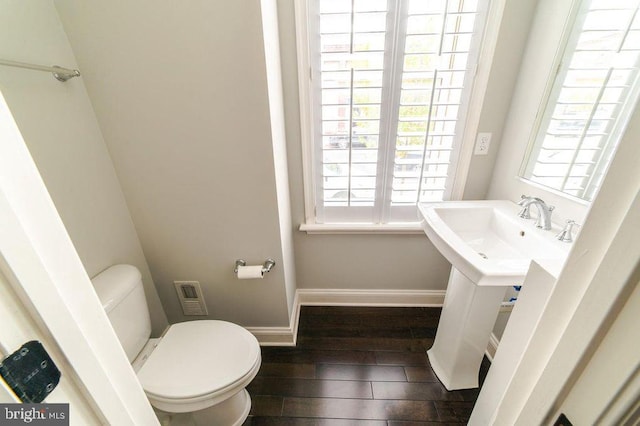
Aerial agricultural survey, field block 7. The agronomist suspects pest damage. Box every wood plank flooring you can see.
[243,306,490,425]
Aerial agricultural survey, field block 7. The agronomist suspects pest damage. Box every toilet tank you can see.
[91,264,152,362]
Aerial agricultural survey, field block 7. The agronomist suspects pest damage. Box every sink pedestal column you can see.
[428,267,507,390]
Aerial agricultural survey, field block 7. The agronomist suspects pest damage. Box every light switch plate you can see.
[474,132,492,155]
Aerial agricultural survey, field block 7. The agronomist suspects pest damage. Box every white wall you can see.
[0,1,168,335]
[462,0,539,200]
[55,0,295,327]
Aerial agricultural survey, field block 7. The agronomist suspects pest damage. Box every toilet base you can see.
[155,389,251,426]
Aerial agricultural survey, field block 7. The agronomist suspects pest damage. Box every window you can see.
[300,0,489,224]
[522,0,640,201]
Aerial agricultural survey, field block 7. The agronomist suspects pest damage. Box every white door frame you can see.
[0,93,158,425]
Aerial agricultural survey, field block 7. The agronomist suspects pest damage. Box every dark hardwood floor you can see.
[243,306,490,425]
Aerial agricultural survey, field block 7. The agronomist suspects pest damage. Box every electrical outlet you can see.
[474,132,492,155]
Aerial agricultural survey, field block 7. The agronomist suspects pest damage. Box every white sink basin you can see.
[418,200,569,287]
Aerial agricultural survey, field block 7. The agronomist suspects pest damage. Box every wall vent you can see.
[173,281,208,316]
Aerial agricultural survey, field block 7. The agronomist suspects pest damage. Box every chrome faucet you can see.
[517,195,555,230]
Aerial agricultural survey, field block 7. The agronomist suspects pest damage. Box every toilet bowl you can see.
[137,320,261,414]
[91,264,261,425]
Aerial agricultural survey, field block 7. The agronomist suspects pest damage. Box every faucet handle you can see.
[517,194,529,206]
[517,195,531,218]
[556,219,578,242]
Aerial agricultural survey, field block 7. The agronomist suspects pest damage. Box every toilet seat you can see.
[136,320,261,413]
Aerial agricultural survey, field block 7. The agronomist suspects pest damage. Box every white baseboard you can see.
[245,326,298,346]
[296,288,446,307]
[247,288,446,346]
[246,290,301,346]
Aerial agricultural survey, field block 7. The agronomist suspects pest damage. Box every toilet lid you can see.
[137,320,260,400]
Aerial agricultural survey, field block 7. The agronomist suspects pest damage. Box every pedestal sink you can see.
[418,200,569,390]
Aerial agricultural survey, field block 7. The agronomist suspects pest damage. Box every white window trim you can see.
[299,221,425,234]
[295,0,508,233]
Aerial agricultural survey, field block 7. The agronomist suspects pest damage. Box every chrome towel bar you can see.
[0,59,81,82]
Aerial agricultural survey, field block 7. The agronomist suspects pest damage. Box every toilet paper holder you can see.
[234,259,276,274]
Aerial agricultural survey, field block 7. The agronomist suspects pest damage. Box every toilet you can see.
[91,264,261,426]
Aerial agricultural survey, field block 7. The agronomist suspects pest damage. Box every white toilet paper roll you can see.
[237,265,264,279]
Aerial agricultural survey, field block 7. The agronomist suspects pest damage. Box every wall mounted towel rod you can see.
[0,59,80,82]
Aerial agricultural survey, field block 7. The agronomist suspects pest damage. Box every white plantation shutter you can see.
[524,0,640,201]
[310,0,488,223]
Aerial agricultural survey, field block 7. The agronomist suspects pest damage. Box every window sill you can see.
[299,222,425,235]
